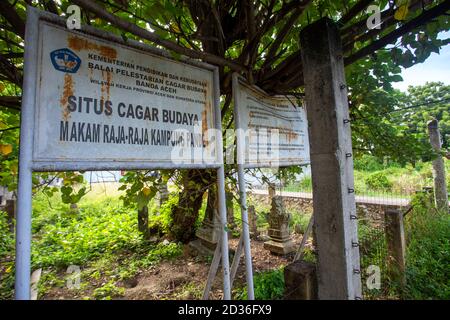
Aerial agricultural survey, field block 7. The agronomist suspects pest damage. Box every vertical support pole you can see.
[427,119,449,213]
[294,214,314,262]
[15,7,39,300]
[202,237,222,300]
[232,73,255,300]
[213,68,231,300]
[300,18,362,299]
[384,209,406,290]
[15,75,33,300]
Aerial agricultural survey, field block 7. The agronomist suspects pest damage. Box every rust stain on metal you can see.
[68,35,115,110]
[68,35,117,59]
[105,70,112,100]
[100,70,113,104]
[100,70,106,102]
[285,129,298,143]
[60,74,73,121]
[202,84,211,147]
[202,103,210,147]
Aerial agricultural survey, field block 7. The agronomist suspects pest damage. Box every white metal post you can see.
[213,69,231,300]
[15,7,39,300]
[232,73,255,300]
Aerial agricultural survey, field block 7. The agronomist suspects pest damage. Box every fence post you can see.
[384,209,406,291]
[284,260,318,300]
[427,119,449,213]
[300,18,362,299]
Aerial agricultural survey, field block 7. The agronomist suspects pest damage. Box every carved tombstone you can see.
[195,187,221,251]
[264,196,295,255]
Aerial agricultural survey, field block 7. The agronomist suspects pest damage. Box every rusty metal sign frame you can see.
[15,7,231,300]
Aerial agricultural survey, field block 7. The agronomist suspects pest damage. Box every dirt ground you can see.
[41,234,309,300]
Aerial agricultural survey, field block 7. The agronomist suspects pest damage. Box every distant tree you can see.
[401,82,450,154]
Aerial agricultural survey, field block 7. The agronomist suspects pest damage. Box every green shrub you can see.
[0,264,14,300]
[142,242,182,267]
[0,211,14,260]
[298,176,312,191]
[404,192,450,299]
[31,194,142,268]
[0,211,15,300]
[93,281,125,300]
[290,212,311,234]
[235,268,285,300]
[354,155,384,172]
[148,194,178,236]
[365,171,393,191]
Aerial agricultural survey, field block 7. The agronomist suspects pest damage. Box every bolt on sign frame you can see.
[231,73,310,300]
[16,6,231,300]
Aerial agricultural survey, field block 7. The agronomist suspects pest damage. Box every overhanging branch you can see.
[0,53,23,87]
[71,0,246,72]
[345,1,450,65]
[0,1,26,39]
[339,0,374,26]
[0,96,21,111]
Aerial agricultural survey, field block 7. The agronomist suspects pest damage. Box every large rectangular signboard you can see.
[31,20,220,170]
[232,75,310,168]
[15,8,232,301]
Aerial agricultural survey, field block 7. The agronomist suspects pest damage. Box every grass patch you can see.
[0,191,184,300]
[234,268,285,300]
[403,192,450,299]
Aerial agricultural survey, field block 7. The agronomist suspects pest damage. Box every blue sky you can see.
[392,31,450,92]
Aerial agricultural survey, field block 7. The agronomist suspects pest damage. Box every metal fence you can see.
[247,171,432,299]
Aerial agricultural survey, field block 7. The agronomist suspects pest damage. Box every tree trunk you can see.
[169,169,213,243]
[138,205,150,240]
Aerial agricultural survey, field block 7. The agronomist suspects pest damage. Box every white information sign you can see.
[33,21,219,170]
[16,9,232,301]
[233,77,310,168]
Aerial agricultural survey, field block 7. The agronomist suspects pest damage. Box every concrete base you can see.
[188,239,216,256]
[263,239,295,255]
[284,260,317,300]
[196,224,220,251]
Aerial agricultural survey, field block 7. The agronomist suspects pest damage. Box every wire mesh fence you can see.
[358,212,388,299]
[246,168,437,299]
